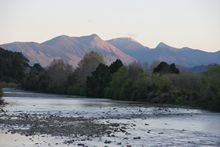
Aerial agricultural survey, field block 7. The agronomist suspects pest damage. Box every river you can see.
[0,88,220,146]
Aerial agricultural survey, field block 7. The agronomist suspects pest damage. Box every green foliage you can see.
[3,47,216,112]
[109,59,123,73]
[153,62,179,75]
[46,59,73,93]
[75,51,105,83]
[200,65,220,111]
[67,52,105,95]
[23,66,49,92]
[67,84,86,96]
[131,77,150,100]
[128,62,146,80]
[86,64,111,97]
[106,63,148,101]
[105,67,129,99]
[0,47,29,83]
[166,74,201,105]
[23,60,73,94]
[103,62,220,111]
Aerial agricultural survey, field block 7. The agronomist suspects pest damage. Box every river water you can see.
[0,88,220,146]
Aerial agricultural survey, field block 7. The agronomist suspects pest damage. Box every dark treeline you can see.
[0,47,29,104]
[0,47,29,83]
[0,47,220,111]
[22,52,220,111]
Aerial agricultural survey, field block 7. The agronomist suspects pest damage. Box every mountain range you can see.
[108,38,220,67]
[1,34,220,68]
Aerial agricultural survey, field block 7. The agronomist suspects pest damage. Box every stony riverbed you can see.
[0,88,220,146]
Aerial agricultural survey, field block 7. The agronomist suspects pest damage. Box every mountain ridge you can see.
[109,38,220,67]
[1,34,135,67]
[1,34,220,67]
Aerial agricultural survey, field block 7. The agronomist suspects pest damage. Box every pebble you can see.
[125,132,131,135]
[133,136,141,139]
[121,126,126,129]
[120,129,126,133]
[104,140,112,144]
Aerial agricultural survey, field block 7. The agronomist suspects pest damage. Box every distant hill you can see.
[147,42,220,67]
[108,37,149,62]
[0,34,135,67]
[109,38,220,67]
[1,34,220,67]
[178,64,220,73]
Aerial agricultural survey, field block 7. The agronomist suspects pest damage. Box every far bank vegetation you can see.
[0,47,219,111]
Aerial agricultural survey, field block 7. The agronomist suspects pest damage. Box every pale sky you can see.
[0,0,220,52]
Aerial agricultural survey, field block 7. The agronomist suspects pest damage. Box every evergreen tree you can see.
[109,59,123,73]
[86,64,111,97]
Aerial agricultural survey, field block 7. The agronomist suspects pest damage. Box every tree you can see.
[32,63,44,73]
[105,67,129,99]
[131,76,151,101]
[0,47,29,83]
[74,51,104,83]
[149,60,161,73]
[86,64,111,97]
[86,59,123,98]
[153,62,179,75]
[201,65,220,111]
[128,62,146,81]
[109,59,123,73]
[106,62,150,100]
[46,59,73,93]
[67,52,104,95]
[22,64,50,92]
[153,62,170,74]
